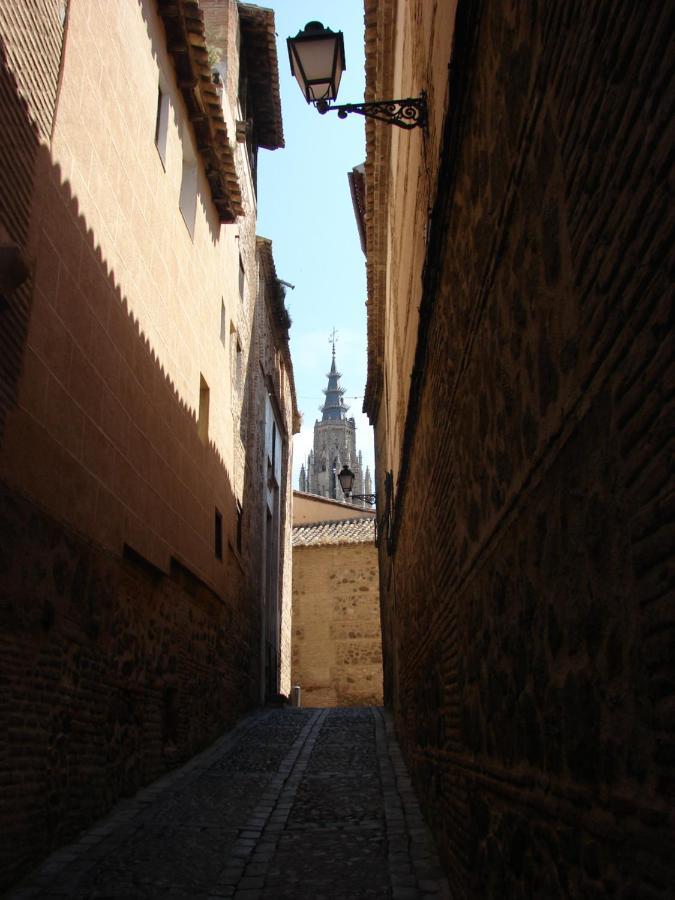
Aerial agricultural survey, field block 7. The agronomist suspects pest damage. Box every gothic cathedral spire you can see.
[302,335,365,502]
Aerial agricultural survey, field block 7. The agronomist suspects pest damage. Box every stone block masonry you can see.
[292,539,383,708]
[0,480,257,890]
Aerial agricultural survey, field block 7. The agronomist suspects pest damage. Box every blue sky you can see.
[255,1,374,488]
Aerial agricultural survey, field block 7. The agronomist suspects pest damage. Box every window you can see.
[237,51,258,193]
[220,299,227,346]
[230,323,243,396]
[179,131,198,237]
[239,252,245,300]
[154,83,169,167]
[214,509,223,560]
[238,52,248,121]
[236,338,243,391]
[198,374,209,443]
[236,501,243,553]
[162,687,178,744]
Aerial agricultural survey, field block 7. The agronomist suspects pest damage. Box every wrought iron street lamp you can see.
[337,464,377,506]
[287,22,426,130]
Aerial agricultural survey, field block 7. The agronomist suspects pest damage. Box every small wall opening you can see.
[215,508,223,560]
[154,83,169,167]
[161,686,178,744]
[198,374,209,444]
[179,128,198,236]
[220,299,226,346]
[236,500,243,553]
[230,323,243,398]
[238,252,245,300]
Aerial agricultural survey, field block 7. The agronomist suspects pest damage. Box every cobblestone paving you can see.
[7,708,450,900]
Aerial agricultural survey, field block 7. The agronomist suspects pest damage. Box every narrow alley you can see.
[7,708,449,900]
[1,0,672,896]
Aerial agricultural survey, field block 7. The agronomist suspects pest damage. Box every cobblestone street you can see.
[7,709,449,899]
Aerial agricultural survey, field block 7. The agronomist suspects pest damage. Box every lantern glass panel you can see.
[338,466,355,494]
[288,25,345,103]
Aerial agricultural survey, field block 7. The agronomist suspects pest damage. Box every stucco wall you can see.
[0,0,253,584]
[293,491,376,525]
[291,542,383,708]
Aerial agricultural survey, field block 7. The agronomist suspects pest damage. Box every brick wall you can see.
[292,541,383,707]
[0,0,65,438]
[0,0,64,141]
[373,0,674,895]
[0,481,254,888]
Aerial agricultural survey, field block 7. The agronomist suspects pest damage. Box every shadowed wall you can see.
[0,0,292,887]
[367,0,674,895]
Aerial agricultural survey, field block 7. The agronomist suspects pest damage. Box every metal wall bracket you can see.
[315,92,427,130]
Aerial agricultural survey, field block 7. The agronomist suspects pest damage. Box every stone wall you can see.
[0,480,254,888]
[371,0,674,895]
[292,541,383,708]
[245,242,298,700]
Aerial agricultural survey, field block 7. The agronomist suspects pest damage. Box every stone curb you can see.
[374,708,453,900]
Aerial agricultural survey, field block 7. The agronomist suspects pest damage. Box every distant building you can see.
[291,491,382,708]
[299,344,372,503]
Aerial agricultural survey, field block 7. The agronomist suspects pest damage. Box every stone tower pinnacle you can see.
[302,336,365,502]
[321,347,349,421]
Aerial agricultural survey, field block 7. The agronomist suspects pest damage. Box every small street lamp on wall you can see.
[337,464,377,507]
[287,21,345,105]
[287,22,426,130]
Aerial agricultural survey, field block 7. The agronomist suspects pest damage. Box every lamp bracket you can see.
[347,493,377,506]
[315,93,426,130]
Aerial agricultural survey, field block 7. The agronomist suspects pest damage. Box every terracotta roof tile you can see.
[238,3,284,150]
[292,517,375,548]
[157,0,244,223]
[257,237,300,432]
[348,164,366,253]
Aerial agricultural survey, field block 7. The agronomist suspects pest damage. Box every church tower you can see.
[301,334,369,502]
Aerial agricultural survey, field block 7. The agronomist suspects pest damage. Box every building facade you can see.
[291,492,382,708]
[0,0,297,888]
[362,0,674,896]
[251,237,300,701]
[299,346,372,502]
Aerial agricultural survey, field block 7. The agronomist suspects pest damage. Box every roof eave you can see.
[256,236,301,432]
[238,3,285,150]
[362,0,396,422]
[157,0,244,222]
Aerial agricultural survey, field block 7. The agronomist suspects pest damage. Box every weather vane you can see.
[329,327,338,354]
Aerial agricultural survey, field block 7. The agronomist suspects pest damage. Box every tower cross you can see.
[329,327,338,354]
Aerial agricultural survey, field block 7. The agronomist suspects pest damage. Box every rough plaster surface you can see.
[292,542,383,708]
